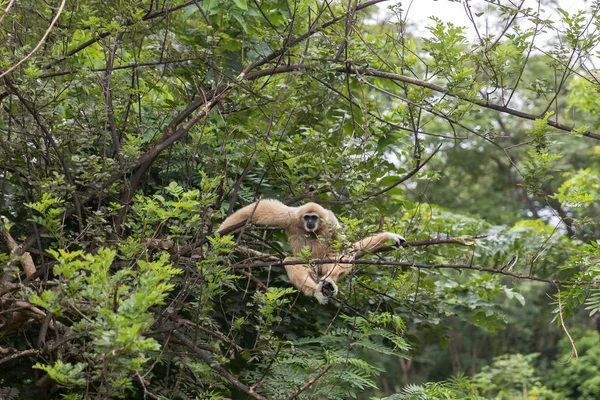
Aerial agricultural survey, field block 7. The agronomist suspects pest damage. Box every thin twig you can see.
[42,1,197,70]
[230,258,600,287]
[0,0,15,26]
[286,364,333,400]
[0,0,67,80]
[554,282,578,361]
[135,372,161,400]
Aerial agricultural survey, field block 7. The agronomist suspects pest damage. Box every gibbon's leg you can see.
[218,199,294,233]
[284,257,337,304]
[352,232,406,257]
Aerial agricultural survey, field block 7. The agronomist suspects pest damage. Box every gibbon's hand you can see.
[389,233,407,247]
[315,277,338,304]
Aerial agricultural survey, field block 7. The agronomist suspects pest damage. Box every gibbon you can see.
[218,199,406,304]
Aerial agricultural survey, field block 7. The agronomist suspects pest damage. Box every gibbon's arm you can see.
[218,199,296,234]
[284,258,338,305]
[323,209,342,231]
[351,232,406,258]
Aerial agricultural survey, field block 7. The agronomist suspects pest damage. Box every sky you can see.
[375,0,595,40]
[373,0,598,67]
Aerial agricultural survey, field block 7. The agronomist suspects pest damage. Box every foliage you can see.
[253,313,410,399]
[474,353,560,400]
[374,374,484,400]
[30,248,181,395]
[545,329,600,400]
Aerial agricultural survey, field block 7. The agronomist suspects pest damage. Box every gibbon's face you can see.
[302,213,320,232]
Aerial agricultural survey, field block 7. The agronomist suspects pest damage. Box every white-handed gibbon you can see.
[218,199,406,304]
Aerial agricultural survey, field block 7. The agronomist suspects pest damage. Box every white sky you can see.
[372,0,599,68]
[375,0,596,44]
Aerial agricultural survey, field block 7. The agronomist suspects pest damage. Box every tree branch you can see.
[171,330,267,400]
[103,31,125,163]
[229,257,600,287]
[554,282,578,361]
[352,67,600,141]
[0,0,16,26]
[240,0,389,76]
[0,333,73,366]
[0,221,36,277]
[42,1,197,70]
[241,64,600,141]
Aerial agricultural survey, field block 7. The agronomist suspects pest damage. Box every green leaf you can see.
[232,0,247,11]
[440,336,450,349]
[232,11,247,31]
[204,0,219,15]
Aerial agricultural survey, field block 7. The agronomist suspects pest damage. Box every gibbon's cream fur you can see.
[218,199,406,304]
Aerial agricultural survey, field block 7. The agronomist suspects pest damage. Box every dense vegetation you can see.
[1,0,599,398]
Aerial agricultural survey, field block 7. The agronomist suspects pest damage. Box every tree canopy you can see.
[1,0,600,399]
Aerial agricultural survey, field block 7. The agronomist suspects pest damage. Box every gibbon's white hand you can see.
[389,233,407,247]
[315,277,338,305]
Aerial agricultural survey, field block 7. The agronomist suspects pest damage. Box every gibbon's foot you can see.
[390,233,407,247]
[314,277,338,304]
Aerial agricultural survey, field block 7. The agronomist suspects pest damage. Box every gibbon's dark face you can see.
[302,213,320,232]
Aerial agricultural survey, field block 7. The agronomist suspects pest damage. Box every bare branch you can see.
[103,32,125,163]
[0,334,73,366]
[178,318,245,353]
[373,235,486,253]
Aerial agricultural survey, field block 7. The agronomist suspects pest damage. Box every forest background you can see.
[1,0,600,399]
